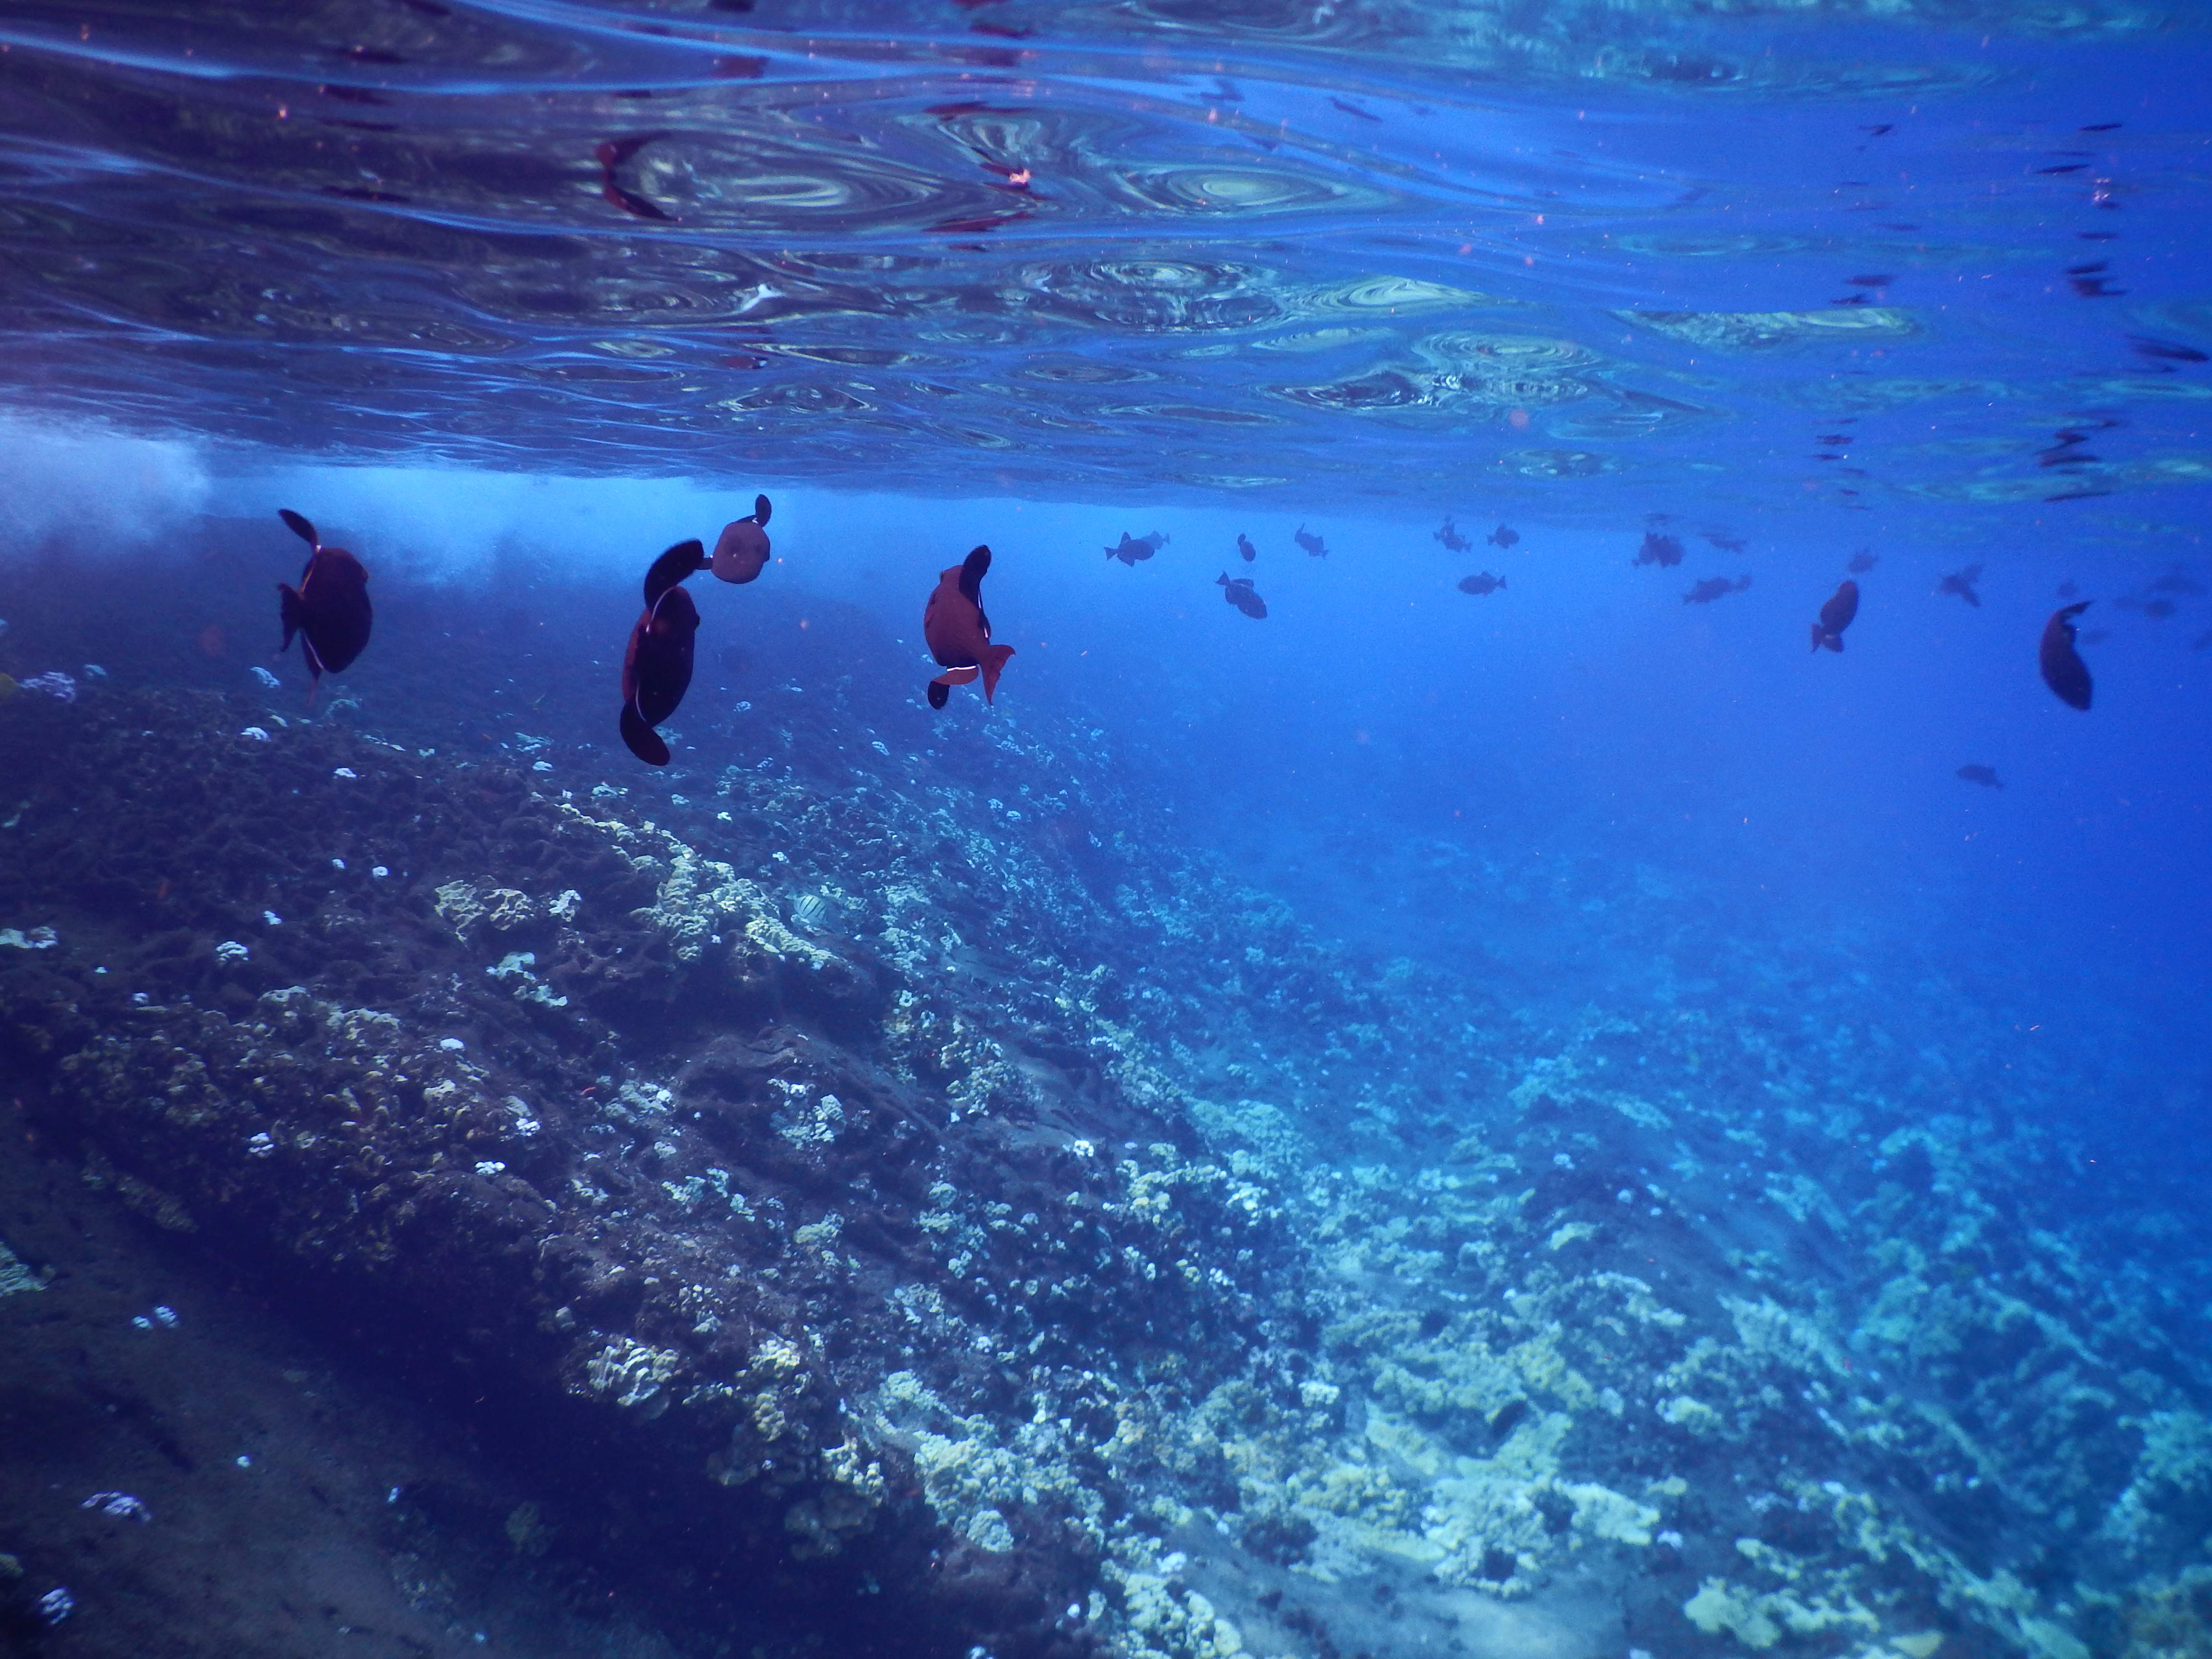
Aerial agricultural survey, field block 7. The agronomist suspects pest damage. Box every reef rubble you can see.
[2,662,2210,1659]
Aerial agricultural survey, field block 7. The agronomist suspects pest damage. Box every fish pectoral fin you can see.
[934,666,980,686]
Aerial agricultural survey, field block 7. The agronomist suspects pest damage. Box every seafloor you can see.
[2,541,2210,1659]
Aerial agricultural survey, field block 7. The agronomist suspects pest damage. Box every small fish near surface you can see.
[1632,531,1684,569]
[1216,573,1267,619]
[709,494,773,584]
[925,544,1015,709]
[1847,549,1879,575]
[1935,563,1984,607]
[276,509,373,688]
[1456,572,1506,597]
[1433,517,1471,553]
[1810,579,1859,652]
[1106,529,1168,567]
[1294,524,1328,558]
[1487,524,1520,550]
[619,538,708,766]
[1236,532,1257,563]
[1956,764,2004,790]
[1683,574,1751,605]
[2039,601,2094,710]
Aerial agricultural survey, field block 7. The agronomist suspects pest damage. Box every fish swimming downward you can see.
[275,509,373,688]
[1810,579,1859,652]
[1236,533,1257,563]
[1216,573,1267,619]
[925,545,1015,709]
[709,494,774,584]
[1457,572,1506,597]
[1633,531,1684,569]
[1294,524,1328,558]
[619,540,708,766]
[1935,564,1984,607]
[1106,530,1167,567]
[2039,601,2093,710]
[1433,518,1471,553]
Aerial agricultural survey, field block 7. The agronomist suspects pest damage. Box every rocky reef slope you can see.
[2,645,2209,1659]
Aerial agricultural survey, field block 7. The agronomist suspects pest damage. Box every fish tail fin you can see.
[278,508,318,547]
[752,493,771,527]
[278,583,303,652]
[620,703,671,766]
[1497,576,1506,589]
[1217,572,1230,586]
[980,643,1015,703]
[644,540,706,606]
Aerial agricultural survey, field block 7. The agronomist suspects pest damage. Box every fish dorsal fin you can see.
[958,545,992,605]
[752,493,772,527]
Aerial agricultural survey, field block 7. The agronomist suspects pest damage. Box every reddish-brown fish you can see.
[924,545,1015,709]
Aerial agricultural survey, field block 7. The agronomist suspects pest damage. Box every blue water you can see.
[3,1,2211,1653]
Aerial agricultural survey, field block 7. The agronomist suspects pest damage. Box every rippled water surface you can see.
[2,0,2208,513]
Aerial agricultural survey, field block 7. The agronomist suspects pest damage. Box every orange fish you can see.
[923,545,1014,709]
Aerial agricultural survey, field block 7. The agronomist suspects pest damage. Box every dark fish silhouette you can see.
[2150,569,2204,596]
[2191,628,2212,652]
[1216,573,1267,619]
[1847,550,1879,575]
[1457,572,1506,596]
[619,539,707,765]
[2130,336,2209,364]
[925,545,1014,709]
[1295,524,1328,558]
[1433,518,1471,553]
[1956,765,2003,790]
[1703,530,1747,554]
[1106,530,1167,566]
[2056,580,2079,598]
[709,494,773,584]
[1683,575,1751,605]
[1810,579,1859,652]
[1633,531,1684,569]
[2116,595,2177,620]
[276,510,373,686]
[1935,564,1984,607]
[1487,524,1520,550]
[1236,533,1257,563]
[2039,601,2093,710]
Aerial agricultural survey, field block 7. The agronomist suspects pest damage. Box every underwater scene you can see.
[1,2,2210,1657]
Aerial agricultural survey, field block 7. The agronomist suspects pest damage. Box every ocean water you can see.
[1,4,2210,1659]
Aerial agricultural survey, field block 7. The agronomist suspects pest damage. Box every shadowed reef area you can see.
[2,579,2211,1659]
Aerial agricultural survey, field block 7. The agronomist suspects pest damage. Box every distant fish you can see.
[709,494,773,584]
[619,538,708,765]
[1106,530,1167,567]
[1294,524,1328,558]
[2130,335,2209,365]
[1702,530,1746,554]
[1632,531,1684,569]
[1683,574,1751,605]
[276,510,373,687]
[1956,765,2004,790]
[2150,569,2204,596]
[1236,532,1257,564]
[1487,524,1520,550]
[925,545,1014,708]
[1810,579,1859,652]
[2191,628,2212,653]
[2056,580,2079,598]
[1456,572,1506,597]
[2039,601,2093,710]
[1433,517,1471,553]
[1935,563,1984,607]
[1846,550,1879,575]
[1216,573,1267,619]
[2116,595,2177,619]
